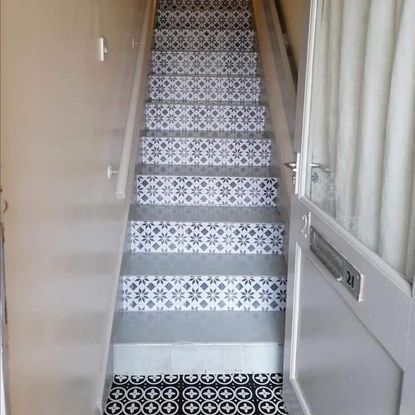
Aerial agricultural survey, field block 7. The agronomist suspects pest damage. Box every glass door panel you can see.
[305,0,415,283]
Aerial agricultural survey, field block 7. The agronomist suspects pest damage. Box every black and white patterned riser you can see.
[122,275,287,312]
[130,221,284,255]
[157,9,252,30]
[142,134,272,167]
[104,373,288,415]
[151,51,259,76]
[149,75,261,103]
[136,175,278,207]
[154,29,255,52]
[145,102,265,131]
[158,0,250,10]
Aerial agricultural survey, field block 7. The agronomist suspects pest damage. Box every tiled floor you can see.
[105,373,288,415]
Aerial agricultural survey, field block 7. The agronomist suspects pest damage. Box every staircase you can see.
[113,0,286,386]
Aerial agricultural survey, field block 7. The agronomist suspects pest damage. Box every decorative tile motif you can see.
[122,275,287,312]
[104,373,288,415]
[151,51,259,76]
[145,103,266,131]
[136,175,279,207]
[130,221,284,255]
[149,75,261,102]
[142,135,272,166]
[157,10,252,30]
[154,29,255,51]
[158,0,250,10]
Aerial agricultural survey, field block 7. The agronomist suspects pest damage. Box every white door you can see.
[283,1,415,414]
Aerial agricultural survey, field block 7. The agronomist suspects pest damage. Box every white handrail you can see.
[115,0,154,200]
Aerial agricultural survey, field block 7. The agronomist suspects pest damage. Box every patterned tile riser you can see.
[158,0,250,10]
[136,175,279,207]
[145,103,266,132]
[151,52,259,76]
[149,76,261,103]
[157,10,253,30]
[154,29,255,52]
[104,373,288,415]
[142,136,272,167]
[122,275,286,312]
[130,221,284,255]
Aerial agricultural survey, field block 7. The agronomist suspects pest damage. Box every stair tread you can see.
[115,311,285,345]
[129,205,282,224]
[121,253,287,276]
[142,130,272,140]
[149,74,261,80]
[147,99,266,106]
[155,28,255,33]
[136,164,278,178]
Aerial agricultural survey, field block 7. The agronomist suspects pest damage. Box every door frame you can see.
[1,222,10,415]
[283,1,415,413]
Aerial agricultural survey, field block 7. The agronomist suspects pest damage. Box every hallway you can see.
[106,0,288,413]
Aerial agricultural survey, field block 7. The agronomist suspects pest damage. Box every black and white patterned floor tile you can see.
[105,373,288,415]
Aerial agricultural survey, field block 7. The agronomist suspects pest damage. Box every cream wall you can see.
[1,1,145,413]
[279,0,308,68]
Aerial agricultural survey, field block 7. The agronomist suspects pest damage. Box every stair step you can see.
[121,253,287,277]
[145,101,266,131]
[142,131,272,167]
[135,165,279,207]
[122,274,286,312]
[113,311,285,375]
[129,206,284,255]
[158,0,250,10]
[149,74,261,103]
[154,29,255,52]
[151,51,259,76]
[130,205,281,222]
[157,9,252,30]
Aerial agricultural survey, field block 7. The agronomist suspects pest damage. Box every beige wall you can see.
[1,1,145,413]
[279,0,308,68]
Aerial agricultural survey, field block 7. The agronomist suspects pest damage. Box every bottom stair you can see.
[105,372,288,415]
[113,311,285,375]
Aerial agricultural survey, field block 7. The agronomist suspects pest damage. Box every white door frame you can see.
[283,1,415,414]
[0,222,9,415]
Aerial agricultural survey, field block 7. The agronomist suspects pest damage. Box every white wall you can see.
[1,1,145,413]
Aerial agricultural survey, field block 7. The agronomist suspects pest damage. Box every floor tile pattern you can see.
[122,275,287,312]
[130,221,284,255]
[136,175,278,207]
[105,373,288,415]
[151,52,259,76]
[142,135,272,166]
[149,75,261,102]
[154,29,255,51]
[156,9,252,30]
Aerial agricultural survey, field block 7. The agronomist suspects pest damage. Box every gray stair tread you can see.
[115,311,285,344]
[149,74,261,80]
[142,130,273,140]
[147,99,265,106]
[135,164,278,178]
[121,253,287,276]
[129,205,282,223]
